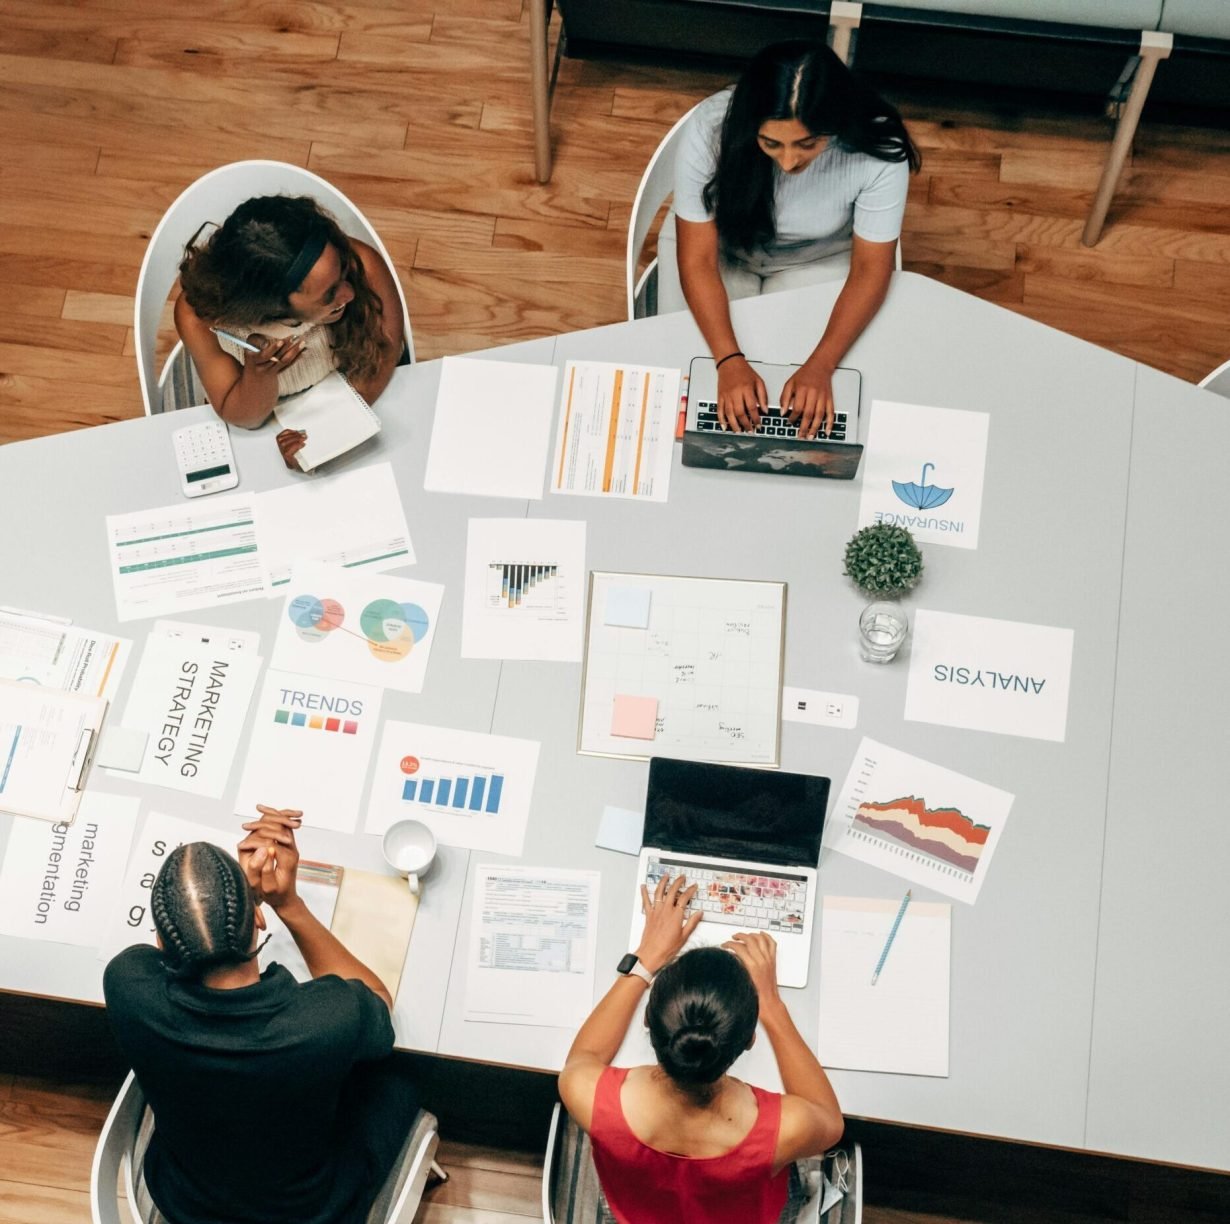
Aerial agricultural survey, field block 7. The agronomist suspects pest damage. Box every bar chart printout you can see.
[367,720,541,856]
[824,737,1015,904]
[486,563,561,613]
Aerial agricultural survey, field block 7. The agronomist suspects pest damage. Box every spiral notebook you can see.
[274,371,381,472]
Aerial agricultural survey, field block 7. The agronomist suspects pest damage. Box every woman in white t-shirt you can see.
[661,41,919,438]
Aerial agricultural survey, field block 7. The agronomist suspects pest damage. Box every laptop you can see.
[682,356,864,480]
[627,757,830,989]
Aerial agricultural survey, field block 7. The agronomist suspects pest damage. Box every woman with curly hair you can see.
[174,194,405,467]
[103,808,419,1224]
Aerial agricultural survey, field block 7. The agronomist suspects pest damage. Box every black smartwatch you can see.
[617,953,655,985]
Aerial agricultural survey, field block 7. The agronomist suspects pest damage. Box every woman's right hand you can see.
[723,931,781,1004]
[717,356,767,433]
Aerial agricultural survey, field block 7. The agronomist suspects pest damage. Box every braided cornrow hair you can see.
[150,843,259,981]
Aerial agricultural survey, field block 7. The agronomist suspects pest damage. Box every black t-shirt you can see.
[103,945,394,1224]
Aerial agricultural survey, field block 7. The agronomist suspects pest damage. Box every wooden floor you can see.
[3,3,1230,1220]
[2,0,1230,445]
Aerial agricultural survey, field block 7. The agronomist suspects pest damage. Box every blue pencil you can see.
[871,890,912,985]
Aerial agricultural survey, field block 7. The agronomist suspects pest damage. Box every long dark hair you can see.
[178,195,389,381]
[646,947,758,1105]
[150,843,259,981]
[704,41,920,256]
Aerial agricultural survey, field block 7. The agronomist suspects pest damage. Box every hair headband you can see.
[280,225,329,296]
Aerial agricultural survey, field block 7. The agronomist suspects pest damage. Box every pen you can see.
[871,889,912,985]
[210,327,262,353]
[0,605,72,626]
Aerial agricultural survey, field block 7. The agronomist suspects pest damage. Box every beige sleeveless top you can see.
[214,317,338,398]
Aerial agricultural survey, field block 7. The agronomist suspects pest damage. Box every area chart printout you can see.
[551,360,680,502]
[106,495,265,622]
[271,564,444,695]
[463,865,600,1028]
[461,518,587,661]
[0,611,130,701]
[365,720,540,856]
[825,738,1014,904]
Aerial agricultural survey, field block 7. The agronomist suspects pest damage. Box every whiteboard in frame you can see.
[577,570,786,766]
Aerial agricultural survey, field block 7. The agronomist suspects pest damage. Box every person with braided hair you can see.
[558,874,844,1224]
[103,808,419,1224]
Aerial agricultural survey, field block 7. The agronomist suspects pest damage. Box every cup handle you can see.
[406,872,421,897]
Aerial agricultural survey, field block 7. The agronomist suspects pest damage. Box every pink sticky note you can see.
[611,694,659,740]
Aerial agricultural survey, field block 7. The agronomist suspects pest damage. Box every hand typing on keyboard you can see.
[716,355,767,433]
[781,357,836,440]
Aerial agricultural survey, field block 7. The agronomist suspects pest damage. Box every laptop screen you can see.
[644,757,829,868]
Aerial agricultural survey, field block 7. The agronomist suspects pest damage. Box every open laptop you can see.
[682,356,864,480]
[627,758,830,989]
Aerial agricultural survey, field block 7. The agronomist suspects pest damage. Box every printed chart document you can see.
[856,401,990,551]
[579,572,785,765]
[273,371,380,473]
[0,611,130,701]
[551,360,679,502]
[0,681,106,823]
[425,357,558,499]
[464,865,600,1028]
[905,609,1075,743]
[366,720,540,856]
[99,811,231,963]
[114,622,262,799]
[271,564,443,695]
[234,670,382,835]
[0,794,139,946]
[106,494,265,622]
[461,518,586,661]
[824,737,1014,905]
[256,462,415,593]
[818,895,951,1077]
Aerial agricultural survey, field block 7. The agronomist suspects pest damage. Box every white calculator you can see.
[173,419,239,498]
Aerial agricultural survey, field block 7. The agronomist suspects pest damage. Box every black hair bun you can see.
[666,1026,722,1080]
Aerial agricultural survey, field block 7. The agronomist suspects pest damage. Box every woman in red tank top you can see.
[559,874,845,1224]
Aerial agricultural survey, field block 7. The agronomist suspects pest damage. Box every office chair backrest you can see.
[90,1071,146,1224]
[134,160,413,414]
[1199,358,1230,399]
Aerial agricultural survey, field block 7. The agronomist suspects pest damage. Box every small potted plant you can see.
[843,523,924,597]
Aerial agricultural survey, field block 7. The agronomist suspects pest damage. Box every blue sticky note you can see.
[596,805,645,856]
[605,586,652,629]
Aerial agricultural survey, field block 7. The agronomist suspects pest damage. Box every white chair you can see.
[134,159,414,415]
[541,1101,862,1223]
[91,1071,443,1224]
[1199,358,1230,399]
[627,106,903,321]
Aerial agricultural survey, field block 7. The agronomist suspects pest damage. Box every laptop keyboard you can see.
[695,400,848,442]
[645,856,808,933]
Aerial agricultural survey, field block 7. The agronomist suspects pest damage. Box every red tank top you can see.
[588,1066,790,1224]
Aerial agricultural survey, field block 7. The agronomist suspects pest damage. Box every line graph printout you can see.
[461,518,586,661]
[825,737,1014,904]
[271,564,444,694]
[106,495,265,622]
[550,361,680,502]
[579,572,785,765]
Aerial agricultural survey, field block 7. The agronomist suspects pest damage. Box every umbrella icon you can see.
[892,462,954,510]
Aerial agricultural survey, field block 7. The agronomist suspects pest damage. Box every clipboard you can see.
[0,679,107,824]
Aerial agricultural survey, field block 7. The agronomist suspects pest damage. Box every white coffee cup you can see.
[381,819,437,896]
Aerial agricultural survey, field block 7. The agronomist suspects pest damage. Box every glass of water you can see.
[858,601,908,663]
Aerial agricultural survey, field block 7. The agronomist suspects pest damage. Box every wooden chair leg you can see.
[1081,31,1173,247]
[531,0,554,183]
[828,1,863,66]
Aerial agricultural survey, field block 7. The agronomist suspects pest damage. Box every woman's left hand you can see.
[782,358,836,440]
[276,429,308,470]
[636,874,702,974]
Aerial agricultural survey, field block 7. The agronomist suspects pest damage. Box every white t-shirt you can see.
[673,89,909,271]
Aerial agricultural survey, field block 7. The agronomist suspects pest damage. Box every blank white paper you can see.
[817,895,951,1077]
[425,357,558,499]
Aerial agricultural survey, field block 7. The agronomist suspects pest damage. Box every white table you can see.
[0,275,1225,1171]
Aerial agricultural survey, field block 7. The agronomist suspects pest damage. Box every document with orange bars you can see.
[550,360,680,502]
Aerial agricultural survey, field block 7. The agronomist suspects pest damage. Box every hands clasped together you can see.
[237,804,304,913]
